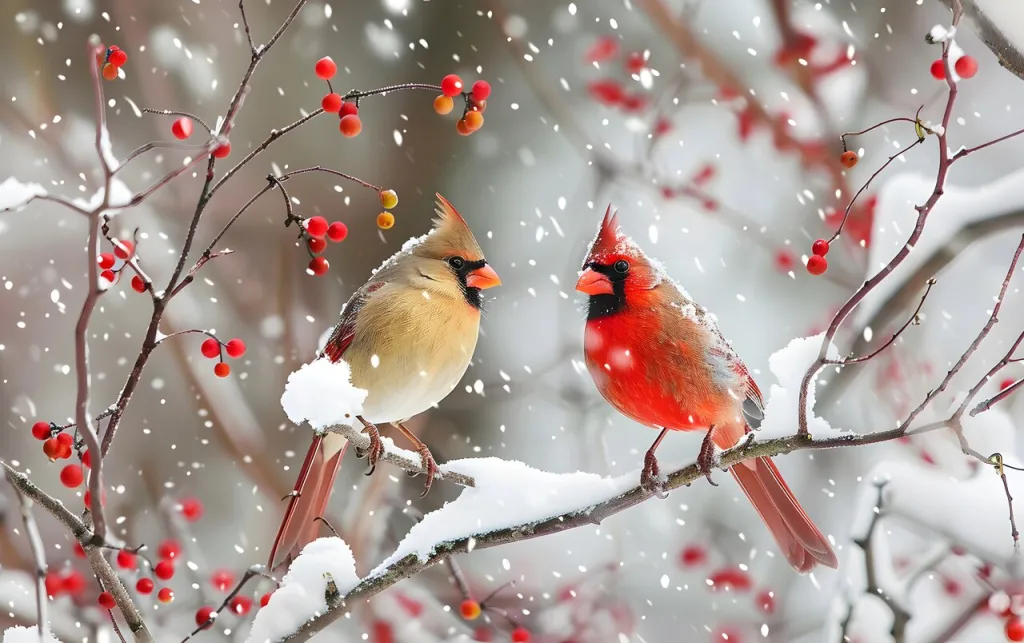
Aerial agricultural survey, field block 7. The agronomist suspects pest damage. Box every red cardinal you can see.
[575,207,837,573]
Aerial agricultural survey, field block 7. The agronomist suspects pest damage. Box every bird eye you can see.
[613,259,629,274]
[448,256,466,270]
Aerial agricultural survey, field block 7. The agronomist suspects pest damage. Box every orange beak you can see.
[575,268,614,296]
[466,264,501,289]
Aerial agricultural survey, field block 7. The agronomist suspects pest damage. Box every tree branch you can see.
[11,485,48,642]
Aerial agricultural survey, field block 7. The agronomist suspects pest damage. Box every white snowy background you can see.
[3,0,1024,642]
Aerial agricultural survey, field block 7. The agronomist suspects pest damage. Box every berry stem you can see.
[343,83,443,100]
[115,141,214,175]
[141,108,214,135]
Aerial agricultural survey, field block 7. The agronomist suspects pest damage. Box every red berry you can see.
[45,572,63,597]
[511,627,531,643]
[98,253,115,269]
[679,545,707,567]
[213,141,231,159]
[471,80,491,101]
[339,114,362,137]
[116,550,136,569]
[229,595,253,615]
[756,589,775,613]
[955,55,978,79]
[775,250,795,272]
[214,362,230,377]
[460,599,481,620]
[56,432,73,448]
[74,542,86,558]
[305,216,329,238]
[82,449,92,468]
[131,275,146,293]
[136,578,154,594]
[158,539,181,560]
[441,74,464,97]
[309,257,329,276]
[157,587,174,603]
[171,118,193,140]
[840,150,858,168]
[707,567,753,592]
[314,56,337,80]
[60,464,84,488]
[321,93,342,113]
[327,221,348,242]
[109,49,128,66]
[154,560,175,580]
[339,101,359,117]
[806,254,828,276]
[195,606,216,628]
[260,593,272,607]
[372,621,393,643]
[211,569,234,592]
[1007,618,1024,642]
[625,51,645,74]
[201,338,220,359]
[98,591,116,609]
[32,421,51,440]
[308,237,327,254]
[62,570,85,594]
[225,338,246,358]
[930,59,946,80]
[181,497,203,521]
[100,269,116,284]
[1001,378,1017,391]
[811,239,830,256]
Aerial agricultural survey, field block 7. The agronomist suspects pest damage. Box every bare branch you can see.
[11,486,49,642]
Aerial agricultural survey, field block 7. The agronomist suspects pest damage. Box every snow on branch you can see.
[280,358,368,430]
[2,627,61,643]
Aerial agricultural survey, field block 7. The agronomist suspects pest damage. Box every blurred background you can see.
[3,0,1024,641]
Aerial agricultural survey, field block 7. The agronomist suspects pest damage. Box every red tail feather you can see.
[267,432,347,570]
[730,457,838,573]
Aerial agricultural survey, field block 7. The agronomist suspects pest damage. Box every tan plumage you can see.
[269,194,499,569]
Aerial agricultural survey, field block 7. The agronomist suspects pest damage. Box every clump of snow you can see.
[751,333,848,442]
[371,458,637,572]
[280,358,367,430]
[928,24,956,43]
[370,231,432,276]
[246,537,360,643]
[857,167,1024,324]
[0,177,47,210]
[71,178,134,213]
[3,626,61,643]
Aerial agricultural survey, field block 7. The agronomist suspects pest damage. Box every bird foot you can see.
[641,451,668,499]
[697,429,720,487]
[405,445,439,497]
[355,422,385,476]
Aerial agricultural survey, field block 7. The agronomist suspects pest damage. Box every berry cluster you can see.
[376,188,398,230]
[807,238,830,276]
[200,336,246,377]
[584,36,651,113]
[432,74,490,136]
[300,214,350,276]
[31,421,93,491]
[96,45,128,81]
[314,57,364,137]
[929,55,978,80]
[97,239,142,290]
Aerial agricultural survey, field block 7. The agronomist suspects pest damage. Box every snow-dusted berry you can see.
[930,59,945,80]
[315,56,337,80]
[201,338,220,359]
[308,237,327,254]
[98,253,115,269]
[811,239,830,256]
[376,212,395,230]
[60,464,84,488]
[98,592,116,609]
[136,578,154,594]
[157,587,174,603]
[339,114,362,137]
[460,599,481,620]
[100,269,116,284]
[806,255,828,276]
[434,95,454,115]
[213,141,231,159]
[955,55,978,79]
[195,606,216,629]
[32,421,51,440]
[441,74,463,97]
[154,560,175,580]
[327,221,348,242]
[322,93,342,113]
[171,117,194,140]
[840,150,858,168]
[471,80,491,101]
[380,189,398,210]
[309,257,330,276]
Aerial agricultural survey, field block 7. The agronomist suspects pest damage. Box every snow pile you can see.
[752,333,848,442]
[246,537,360,643]
[372,458,637,571]
[0,177,47,211]
[857,166,1024,324]
[3,627,60,643]
[72,178,134,213]
[280,358,367,430]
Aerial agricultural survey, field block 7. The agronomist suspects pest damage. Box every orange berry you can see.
[464,111,483,131]
[433,95,454,115]
[376,212,395,230]
[102,63,118,81]
[840,150,858,168]
[460,599,481,620]
[379,189,398,210]
[339,114,362,137]
[456,119,472,136]
[214,362,230,378]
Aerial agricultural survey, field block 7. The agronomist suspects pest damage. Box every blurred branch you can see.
[935,0,1024,83]
[11,486,48,642]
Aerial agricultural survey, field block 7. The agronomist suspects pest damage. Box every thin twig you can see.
[12,486,48,642]
[826,279,935,366]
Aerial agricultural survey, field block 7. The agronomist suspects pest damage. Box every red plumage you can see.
[576,206,837,573]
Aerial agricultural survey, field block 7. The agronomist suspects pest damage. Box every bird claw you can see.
[411,446,439,498]
[641,452,668,499]
[697,428,720,487]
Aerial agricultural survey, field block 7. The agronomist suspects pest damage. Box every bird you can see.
[574,206,837,573]
[268,193,501,570]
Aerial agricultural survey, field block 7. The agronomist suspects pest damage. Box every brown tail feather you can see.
[730,457,838,573]
[267,432,347,570]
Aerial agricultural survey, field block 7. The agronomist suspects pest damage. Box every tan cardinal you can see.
[575,207,837,573]
[269,194,500,569]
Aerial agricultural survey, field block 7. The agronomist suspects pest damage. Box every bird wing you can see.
[321,280,386,362]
